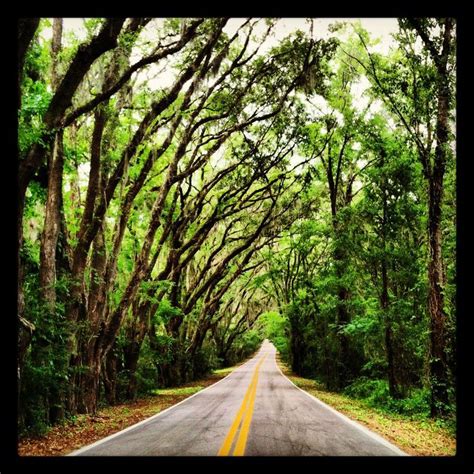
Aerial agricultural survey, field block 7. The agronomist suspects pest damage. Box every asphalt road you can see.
[71,340,406,456]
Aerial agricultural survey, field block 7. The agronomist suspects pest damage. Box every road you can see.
[71,340,406,456]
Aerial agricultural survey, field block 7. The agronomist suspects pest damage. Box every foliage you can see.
[17,17,456,435]
[344,377,431,417]
[258,311,289,359]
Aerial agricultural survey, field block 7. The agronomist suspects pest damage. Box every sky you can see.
[41,17,399,58]
[40,18,399,93]
[43,17,399,39]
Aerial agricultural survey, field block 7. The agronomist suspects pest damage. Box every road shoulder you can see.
[18,364,240,456]
[276,354,456,456]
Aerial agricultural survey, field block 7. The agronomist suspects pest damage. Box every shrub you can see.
[344,377,431,417]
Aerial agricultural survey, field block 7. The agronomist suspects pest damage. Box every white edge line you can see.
[273,351,408,456]
[68,356,257,456]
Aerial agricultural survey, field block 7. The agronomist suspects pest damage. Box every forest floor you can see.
[277,356,456,456]
[17,365,238,456]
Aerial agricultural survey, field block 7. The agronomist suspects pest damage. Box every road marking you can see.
[68,355,258,456]
[233,357,263,456]
[272,350,408,456]
[217,372,255,455]
[218,354,266,456]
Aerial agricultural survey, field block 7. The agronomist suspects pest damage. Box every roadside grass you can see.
[276,355,456,456]
[150,386,204,396]
[213,367,236,376]
[18,364,240,456]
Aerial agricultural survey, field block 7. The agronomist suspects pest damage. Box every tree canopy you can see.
[17,17,456,435]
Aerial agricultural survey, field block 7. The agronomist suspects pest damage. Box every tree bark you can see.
[39,129,64,307]
[123,340,142,400]
[67,108,106,329]
[428,179,449,416]
[38,131,66,422]
[103,345,118,406]
[51,18,63,88]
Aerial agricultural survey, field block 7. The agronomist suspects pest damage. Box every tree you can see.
[346,18,455,416]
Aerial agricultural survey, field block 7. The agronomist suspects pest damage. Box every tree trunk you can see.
[290,322,304,374]
[73,224,108,414]
[103,346,118,406]
[39,132,64,306]
[38,132,67,422]
[404,18,453,418]
[428,180,449,416]
[426,19,453,418]
[51,18,63,88]
[78,355,102,414]
[123,341,142,400]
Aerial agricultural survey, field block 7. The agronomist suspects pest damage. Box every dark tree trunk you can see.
[37,132,67,422]
[103,347,118,406]
[78,356,102,414]
[428,180,449,416]
[123,341,142,400]
[425,20,452,418]
[75,226,108,414]
[67,109,106,325]
[64,115,113,414]
[290,322,304,375]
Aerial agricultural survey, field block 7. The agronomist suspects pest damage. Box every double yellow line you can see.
[217,355,267,456]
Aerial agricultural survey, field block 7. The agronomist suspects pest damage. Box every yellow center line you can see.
[233,358,262,456]
[218,354,267,456]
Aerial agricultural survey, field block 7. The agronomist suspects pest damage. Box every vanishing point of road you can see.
[71,340,406,456]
